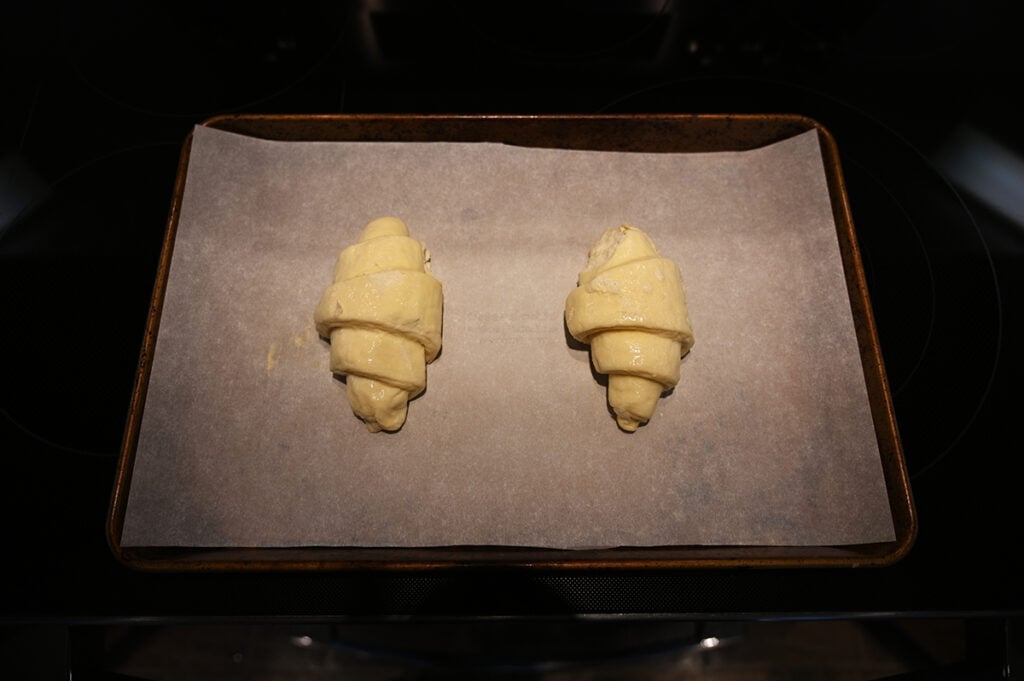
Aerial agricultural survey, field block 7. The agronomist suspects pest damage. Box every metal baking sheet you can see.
[108,114,915,570]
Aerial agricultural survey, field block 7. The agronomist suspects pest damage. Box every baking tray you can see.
[108,113,915,570]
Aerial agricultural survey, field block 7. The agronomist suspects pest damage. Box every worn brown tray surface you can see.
[108,114,915,571]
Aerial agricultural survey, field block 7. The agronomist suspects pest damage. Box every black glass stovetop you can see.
[1,1,1021,620]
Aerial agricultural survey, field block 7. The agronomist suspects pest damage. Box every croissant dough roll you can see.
[565,225,694,432]
[314,217,443,432]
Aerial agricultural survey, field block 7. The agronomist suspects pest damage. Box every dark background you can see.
[2,0,1022,676]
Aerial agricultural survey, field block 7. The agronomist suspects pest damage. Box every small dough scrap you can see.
[565,225,694,431]
[315,217,443,432]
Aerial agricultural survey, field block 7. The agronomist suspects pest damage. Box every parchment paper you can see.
[121,125,895,548]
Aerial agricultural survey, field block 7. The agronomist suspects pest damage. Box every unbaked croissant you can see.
[314,217,443,432]
[565,225,694,431]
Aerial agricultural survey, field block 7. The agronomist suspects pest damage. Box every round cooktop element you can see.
[602,77,1002,479]
[59,1,348,116]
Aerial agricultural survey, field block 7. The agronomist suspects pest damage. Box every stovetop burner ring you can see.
[599,76,1004,480]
